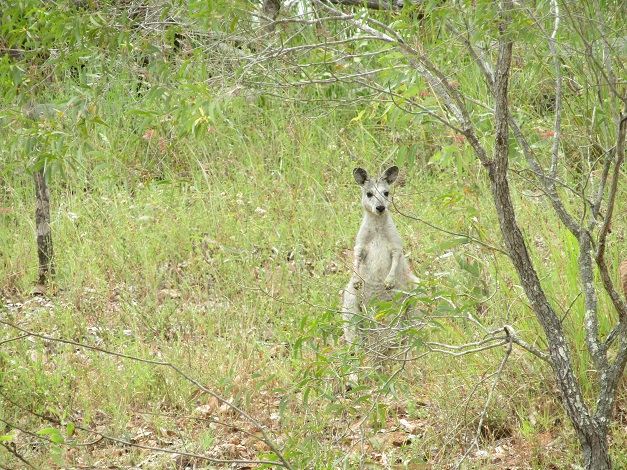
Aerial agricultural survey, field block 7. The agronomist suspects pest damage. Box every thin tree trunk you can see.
[34,169,54,285]
[579,428,610,470]
[261,0,281,32]
[328,0,404,10]
[488,3,612,468]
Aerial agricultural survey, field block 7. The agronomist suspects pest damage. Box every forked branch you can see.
[0,320,293,470]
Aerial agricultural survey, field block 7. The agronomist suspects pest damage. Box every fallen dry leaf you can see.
[269,344,288,358]
[399,418,418,433]
[208,395,220,410]
[32,284,46,296]
[158,288,181,301]
[195,404,212,418]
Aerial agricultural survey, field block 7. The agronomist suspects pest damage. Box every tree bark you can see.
[261,0,281,32]
[34,169,54,285]
[487,3,611,468]
[328,0,405,10]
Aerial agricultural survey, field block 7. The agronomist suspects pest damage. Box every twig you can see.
[427,337,508,357]
[337,360,408,466]
[504,325,550,363]
[0,334,30,346]
[0,442,36,469]
[0,320,293,469]
[392,201,508,255]
[457,331,513,468]
[0,393,277,468]
[547,0,562,182]
[595,113,627,323]
[453,10,583,238]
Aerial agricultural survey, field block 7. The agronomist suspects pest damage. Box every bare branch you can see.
[579,229,608,370]
[453,8,583,238]
[0,320,293,470]
[595,114,627,261]
[560,1,627,105]
[253,65,404,87]
[0,389,279,467]
[446,21,493,88]
[547,0,562,180]
[426,337,508,357]
[595,113,627,322]
[314,0,395,42]
[542,0,607,373]
[591,146,615,221]
[457,331,512,468]
[0,334,30,346]
[264,8,357,27]
[0,442,36,469]
[328,0,405,10]
[313,0,486,156]
[393,202,508,255]
[591,0,616,95]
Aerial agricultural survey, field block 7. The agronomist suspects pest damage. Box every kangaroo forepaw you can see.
[384,276,395,290]
[353,280,362,290]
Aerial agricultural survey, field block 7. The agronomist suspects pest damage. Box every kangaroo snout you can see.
[376,205,386,213]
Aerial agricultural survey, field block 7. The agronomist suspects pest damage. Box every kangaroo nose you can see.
[376,205,385,213]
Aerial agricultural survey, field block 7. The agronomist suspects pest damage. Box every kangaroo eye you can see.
[366,192,373,198]
[383,191,390,197]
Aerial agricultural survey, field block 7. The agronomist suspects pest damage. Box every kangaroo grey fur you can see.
[342,166,419,352]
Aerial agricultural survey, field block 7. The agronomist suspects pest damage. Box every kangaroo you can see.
[342,166,419,354]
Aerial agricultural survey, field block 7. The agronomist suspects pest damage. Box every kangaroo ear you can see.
[353,168,369,185]
[382,166,399,184]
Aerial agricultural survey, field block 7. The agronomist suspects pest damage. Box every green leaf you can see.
[38,427,65,444]
[37,427,60,435]
[439,236,470,250]
[50,433,65,444]
[455,255,480,277]
[126,109,160,117]
[302,386,311,408]
[350,108,367,123]
[51,446,66,465]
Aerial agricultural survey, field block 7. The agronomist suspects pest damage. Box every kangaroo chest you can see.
[358,231,394,280]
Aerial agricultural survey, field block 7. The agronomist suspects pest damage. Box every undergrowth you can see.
[1,1,627,468]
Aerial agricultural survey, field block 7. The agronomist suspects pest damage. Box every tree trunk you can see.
[34,169,54,285]
[488,5,612,468]
[329,0,404,10]
[261,0,281,32]
[578,426,610,470]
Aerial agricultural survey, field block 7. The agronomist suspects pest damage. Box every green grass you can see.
[3,1,627,468]
[0,98,588,468]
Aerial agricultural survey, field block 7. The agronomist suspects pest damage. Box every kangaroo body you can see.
[342,166,419,348]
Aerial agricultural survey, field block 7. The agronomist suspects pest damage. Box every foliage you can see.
[2,0,627,468]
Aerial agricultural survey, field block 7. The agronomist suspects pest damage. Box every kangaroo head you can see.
[353,166,399,215]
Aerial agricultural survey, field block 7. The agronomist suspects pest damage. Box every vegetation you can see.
[1,0,627,468]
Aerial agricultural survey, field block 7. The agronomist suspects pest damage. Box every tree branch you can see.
[595,113,627,322]
[451,11,583,238]
[0,442,36,469]
[0,320,293,470]
[0,390,279,468]
[457,331,512,468]
[392,201,508,255]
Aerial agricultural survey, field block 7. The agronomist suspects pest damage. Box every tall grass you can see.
[2,1,627,468]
